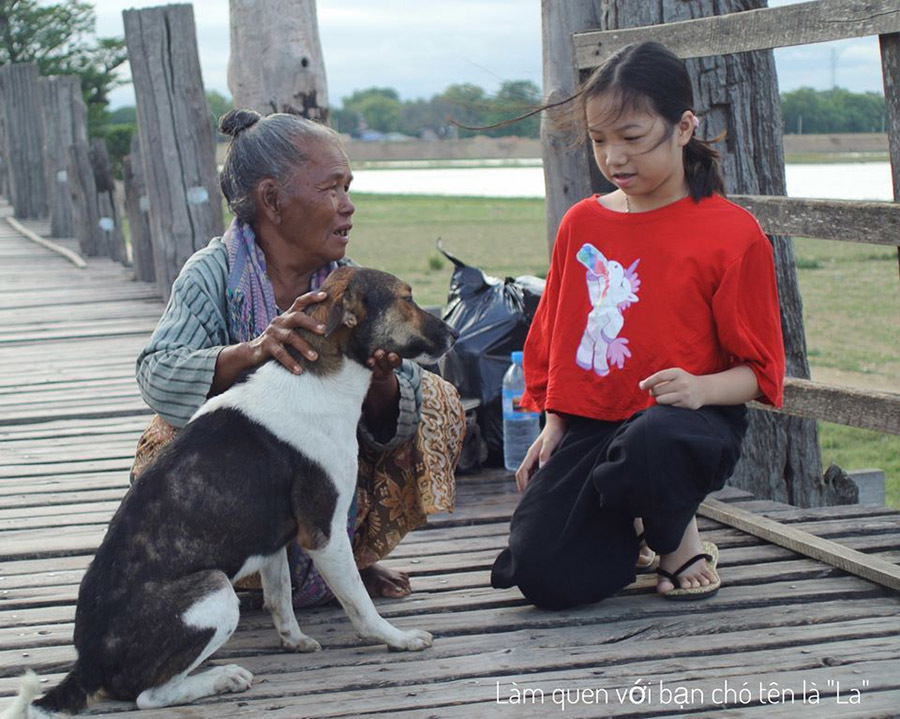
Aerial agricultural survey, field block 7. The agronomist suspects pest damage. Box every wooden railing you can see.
[572,0,900,438]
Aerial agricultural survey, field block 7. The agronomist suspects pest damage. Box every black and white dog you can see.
[3,267,457,717]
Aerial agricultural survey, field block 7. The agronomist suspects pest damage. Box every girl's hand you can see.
[247,291,329,373]
[639,367,705,409]
[516,413,567,492]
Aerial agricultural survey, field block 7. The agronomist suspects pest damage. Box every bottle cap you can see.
[511,350,524,364]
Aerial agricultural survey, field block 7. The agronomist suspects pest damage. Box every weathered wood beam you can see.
[751,378,900,436]
[540,0,604,255]
[123,134,156,284]
[730,196,900,247]
[879,32,900,275]
[123,4,224,300]
[228,0,329,119]
[700,497,900,592]
[574,0,900,68]
[38,75,85,239]
[3,216,86,269]
[0,63,47,219]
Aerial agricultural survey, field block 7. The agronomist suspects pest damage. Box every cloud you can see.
[101,0,881,109]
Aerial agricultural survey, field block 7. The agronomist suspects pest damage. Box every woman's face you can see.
[276,137,355,267]
[585,93,692,204]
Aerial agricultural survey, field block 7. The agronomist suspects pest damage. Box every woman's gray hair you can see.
[218,109,341,224]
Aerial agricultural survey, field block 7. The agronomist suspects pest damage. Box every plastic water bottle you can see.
[502,351,541,472]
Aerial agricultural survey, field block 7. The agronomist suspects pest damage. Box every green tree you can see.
[342,87,404,134]
[0,0,127,137]
[781,87,885,133]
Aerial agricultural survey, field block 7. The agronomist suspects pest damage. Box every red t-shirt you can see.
[522,193,785,420]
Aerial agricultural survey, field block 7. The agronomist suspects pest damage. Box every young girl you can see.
[491,41,785,609]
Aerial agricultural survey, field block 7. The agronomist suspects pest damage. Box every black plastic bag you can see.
[437,244,545,465]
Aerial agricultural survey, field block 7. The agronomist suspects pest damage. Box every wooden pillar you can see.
[879,32,900,277]
[0,79,7,200]
[124,3,224,300]
[67,142,103,257]
[124,133,156,283]
[39,75,86,239]
[90,138,128,264]
[228,0,329,120]
[0,62,48,219]
[540,0,605,251]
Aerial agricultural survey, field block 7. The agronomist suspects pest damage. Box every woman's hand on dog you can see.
[249,291,330,373]
[211,291,328,395]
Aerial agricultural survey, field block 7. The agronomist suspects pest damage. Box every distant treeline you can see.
[781,87,885,134]
[329,82,542,139]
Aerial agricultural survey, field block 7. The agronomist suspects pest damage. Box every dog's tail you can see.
[0,672,45,718]
[1,665,91,717]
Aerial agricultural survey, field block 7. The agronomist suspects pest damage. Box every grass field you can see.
[347,192,900,508]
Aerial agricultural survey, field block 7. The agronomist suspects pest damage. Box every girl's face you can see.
[586,94,694,206]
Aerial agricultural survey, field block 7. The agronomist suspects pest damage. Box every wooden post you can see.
[879,32,900,277]
[90,138,128,263]
[39,75,86,239]
[67,142,103,257]
[123,3,224,300]
[0,62,47,219]
[124,133,156,283]
[540,0,605,251]
[228,0,329,119]
[544,0,829,506]
[0,78,7,199]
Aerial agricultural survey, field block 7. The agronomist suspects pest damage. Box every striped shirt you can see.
[135,238,422,449]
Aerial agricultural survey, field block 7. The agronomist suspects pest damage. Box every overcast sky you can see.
[96,0,884,110]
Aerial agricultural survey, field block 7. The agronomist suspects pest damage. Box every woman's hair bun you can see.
[218,108,262,137]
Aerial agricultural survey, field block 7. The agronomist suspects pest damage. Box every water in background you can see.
[352,161,892,201]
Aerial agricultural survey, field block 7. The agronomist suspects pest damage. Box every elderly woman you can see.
[133,109,465,606]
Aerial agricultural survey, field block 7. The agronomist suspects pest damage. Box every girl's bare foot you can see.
[657,517,717,593]
[360,563,411,598]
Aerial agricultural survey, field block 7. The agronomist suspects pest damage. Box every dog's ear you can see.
[324,296,359,337]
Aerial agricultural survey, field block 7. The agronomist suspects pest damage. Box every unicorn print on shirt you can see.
[575,243,641,376]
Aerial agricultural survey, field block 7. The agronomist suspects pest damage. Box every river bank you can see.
[216,133,889,165]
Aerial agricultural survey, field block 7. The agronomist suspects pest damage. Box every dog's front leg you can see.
[260,550,322,652]
[307,532,432,652]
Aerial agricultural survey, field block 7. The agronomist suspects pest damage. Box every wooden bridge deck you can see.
[1,207,900,717]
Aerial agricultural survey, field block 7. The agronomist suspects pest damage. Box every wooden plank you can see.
[574,0,900,68]
[700,497,900,591]
[2,218,85,270]
[731,195,900,247]
[880,31,900,276]
[751,377,900,435]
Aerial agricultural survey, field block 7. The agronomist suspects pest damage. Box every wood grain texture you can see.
[0,63,47,219]
[38,76,84,240]
[123,4,224,301]
[575,0,900,67]
[752,378,900,436]
[123,134,156,283]
[731,195,900,246]
[228,0,329,119]
[540,0,604,254]
[65,143,102,257]
[701,497,900,591]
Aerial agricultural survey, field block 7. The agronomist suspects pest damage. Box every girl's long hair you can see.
[580,41,725,200]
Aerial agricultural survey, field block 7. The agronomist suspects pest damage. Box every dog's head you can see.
[313,266,457,366]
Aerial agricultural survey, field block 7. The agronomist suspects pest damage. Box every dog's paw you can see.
[281,633,322,653]
[388,629,433,652]
[212,664,253,694]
